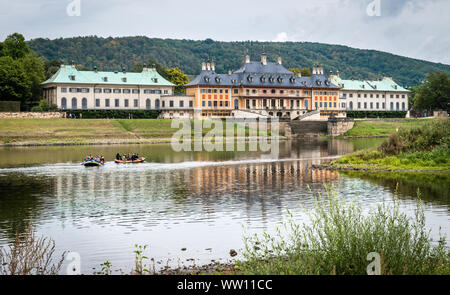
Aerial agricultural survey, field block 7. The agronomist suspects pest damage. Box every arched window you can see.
[61,97,67,110]
[305,100,309,110]
[146,99,151,110]
[71,98,77,110]
[82,98,87,110]
[155,99,160,110]
[402,102,406,111]
[349,101,353,110]
[234,99,239,110]
[396,102,399,111]
[390,102,394,111]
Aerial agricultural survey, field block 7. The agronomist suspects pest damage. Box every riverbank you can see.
[340,118,435,138]
[0,118,280,147]
[324,119,450,172]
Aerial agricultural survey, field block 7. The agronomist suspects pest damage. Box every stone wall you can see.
[289,121,328,137]
[0,112,66,119]
[327,118,355,137]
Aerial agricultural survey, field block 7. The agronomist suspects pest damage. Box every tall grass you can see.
[235,188,449,275]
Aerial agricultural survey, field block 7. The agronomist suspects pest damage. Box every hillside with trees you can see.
[28,36,450,87]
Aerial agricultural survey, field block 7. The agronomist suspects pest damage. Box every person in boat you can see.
[116,153,121,161]
[131,154,137,161]
[100,155,105,164]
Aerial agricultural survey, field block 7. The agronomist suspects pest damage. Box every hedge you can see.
[346,111,407,119]
[0,101,21,112]
[67,110,161,119]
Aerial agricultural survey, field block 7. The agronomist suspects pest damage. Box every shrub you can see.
[30,106,42,112]
[0,101,20,112]
[236,188,450,275]
[347,111,407,119]
[0,223,66,275]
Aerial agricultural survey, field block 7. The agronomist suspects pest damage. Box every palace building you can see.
[185,54,344,120]
[329,72,409,112]
[41,63,194,118]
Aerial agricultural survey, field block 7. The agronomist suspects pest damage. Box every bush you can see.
[38,99,50,111]
[30,106,42,112]
[236,188,450,275]
[347,111,407,119]
[0,101,20,112]
[67,110,161,119]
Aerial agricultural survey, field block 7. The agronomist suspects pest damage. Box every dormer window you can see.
[122,77,127,83]
[153,78,158,83]
[215,77,221,83]
[277,77,283,83]
[247,75,253,82]
[325,81,330,86]
[69,75,76,81]
[316,80,322,86]
[269,77,274,83]
[103,77,108,82]
[290,77,295,83]
[302,81,307,86]
[260,76,266,83]
[204,77,210,83]
[232,79,237,84]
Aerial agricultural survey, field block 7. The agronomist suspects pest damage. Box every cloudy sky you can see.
[1,0,449,64]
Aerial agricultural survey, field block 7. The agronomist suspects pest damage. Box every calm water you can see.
[0,138,448,274]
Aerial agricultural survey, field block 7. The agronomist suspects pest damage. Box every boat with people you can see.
[83,155,105,167]
[114,153,145,164]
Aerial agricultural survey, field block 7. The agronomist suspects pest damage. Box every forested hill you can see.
[28,36,450,87]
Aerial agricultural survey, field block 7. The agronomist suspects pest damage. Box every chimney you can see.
[277,56,282,65]
[201,62,206,71]
[245,55,250,64]
[297,72,302,78]
[261,54,267,66]
[228,70,232,76]
[337,70,340,78]
[94,66,98,73]
[71,60,75,68]
[122,67,126,74]
[206,62,211,71]
[211,61,215,72]
[312,67,316,75]
[143,63,147,71]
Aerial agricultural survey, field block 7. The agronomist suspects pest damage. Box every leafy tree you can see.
[0,33,45,110]
[289,67,311,77]
[2,33,30,59]
[44,59,62,79]
[413,72,450,112]
[166,67,189,93]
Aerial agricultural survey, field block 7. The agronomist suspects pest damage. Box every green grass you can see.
[0,118,272,145]
[332,119,450,171]
[343,119,435,137]
[231,187,450,275]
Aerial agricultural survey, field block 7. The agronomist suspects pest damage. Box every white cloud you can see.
[273,32,289,42]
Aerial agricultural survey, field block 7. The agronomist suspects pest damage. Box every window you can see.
[69,88,77,93]
[82,98,87,110]
[364,102,367,109]
[402,102,406,111]
[155,99,160,109]
[390,102,394,110]
[358,94,361,98]
[349,93,353,98]
[370,102,373,109]
[132,89,140,94]
[202,101,206,107]
[123,89,131,94]
[125,99,129,107]
[115,99,119,107]
[71,98,77,110]
[146,99,151,110]
[61,88,67,93]
[164,90,169,95]
[96,99,100,107]
[376,102,379,109]
[225,101,229,107]
[382,103,385,109]
[180,101,184,108]
[94,88,101,93]
[208,101,212,107]
[103,89,112,93]
[358,102,361,109]
[169,101,174,107]
[61,97,67,109]
[234,89,238,94]
[105,99,110,107]
[189,101,193,107]
[162,101,165,108]
[334,102,336,108]
[114,89,121,94]
[134,100,138,107]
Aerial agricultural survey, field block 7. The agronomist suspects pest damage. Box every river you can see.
[0,138,448,274]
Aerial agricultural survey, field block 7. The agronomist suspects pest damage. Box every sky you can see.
[0,0,449,64]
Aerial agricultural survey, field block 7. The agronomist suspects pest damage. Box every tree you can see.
[413,72,450,112]
[166,67,189,93]
[0,33,45,110]
[1,33,30,59]
[289,67,311,77]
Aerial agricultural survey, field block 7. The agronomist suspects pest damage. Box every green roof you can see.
[41,65,175,87]
[330,75,408,92]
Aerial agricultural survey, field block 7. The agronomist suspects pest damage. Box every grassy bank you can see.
[330,119,450,171]
[342,118,435,137]
[227,188,450,275]
[0,119,275,146]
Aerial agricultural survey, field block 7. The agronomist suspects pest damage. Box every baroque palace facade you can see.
[185,54,343,120]
[42,54,409,120]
